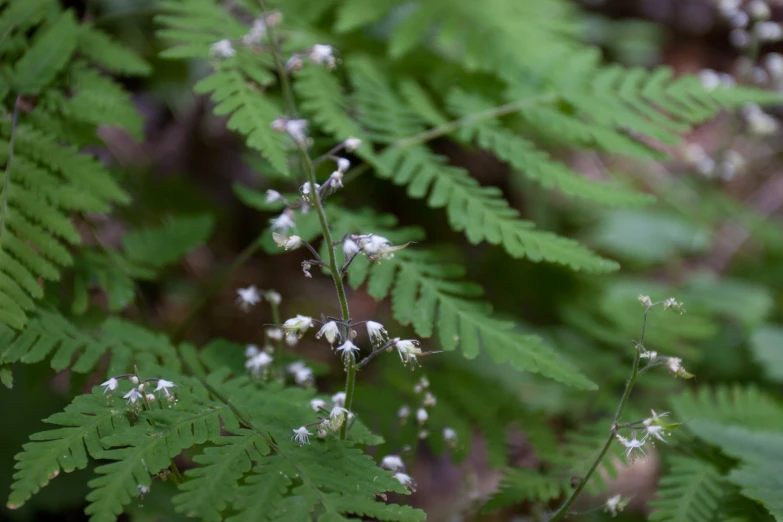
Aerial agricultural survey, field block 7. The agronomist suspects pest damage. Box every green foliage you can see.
[648,457,727,522]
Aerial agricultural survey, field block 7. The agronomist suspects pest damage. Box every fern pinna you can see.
[3,0,783,520]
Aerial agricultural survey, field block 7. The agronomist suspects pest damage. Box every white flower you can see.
[294,367,313,387]
[273,232,303,250]
[380,455,405,472]
[366,321,388,344]
[398,405,411,421]
[101,378,118,394]
[395,339,422,366]
[310,398,327,412]
[300,182,321,201]
[286,54,304,71]
[332,392,346,407]
[236,285,262,311]
[416,408,428,424]
[270,211,296,234]
[329,171,343,188]
[765,53,783,77]
[210,39,235,58]
[335,158,350,172]
[640,350,658,361]
[129,375,139,385]
[343,239,360,257]
[329,406,349,431]
[748,0,771,20]
[246,352,274,376]
[285,119,309,145]
[145,393,156,402]
[309,44,336,68]
[265,189,283,203]
[666,357,693,378]
[643,425,667,443]
[264,290,281,306]
[242,18,267,46]
[663,297,679,310]
[285,331,299,346]
[637,294,652,308]
[393,472,416,492]
[423,392,436,408]
[292,426,312,446]
[344,137,361,151]
[357,234,408,260]
[282,315,314,335]
[643,409,670,426]
[756,21,783,42]
[616,433,646,460]
[316,321,341,346]
[604,494,627,517]
[154,379,176,397]
[137,484,150,496]
[124,388,144,405]
[336,340,360,361]
[443,427,457,446]
[699,69,721,91]
[267,328,283,341]
[245,344,260,358]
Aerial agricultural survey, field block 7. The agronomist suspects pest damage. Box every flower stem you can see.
[547,307,652,521]
[259,0,354,439]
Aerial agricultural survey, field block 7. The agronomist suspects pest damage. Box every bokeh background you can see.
[3,0,783,520]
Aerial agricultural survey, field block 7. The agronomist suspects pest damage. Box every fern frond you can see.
[11,9,78,94]
[173,430,271,521]
[329,208,596,389]
[122,214,215,268]
[0,309,181,375]
[648,457,727,522]
[7,392,130,510]
[482,468,561,513]
[669,385,783,431]
[77,24,152,76]
[446,89,654,207]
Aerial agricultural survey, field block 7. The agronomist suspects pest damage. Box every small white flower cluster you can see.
[101,376,177,406]
[271,117,309,146]
[604,494,629,517]
[235,285,283,312]
[329,157,351,188]
[742,103,779,136]
[616,410,678,462]
[286,44,338,71]
[717,0,781,48]
[209,12,283,59]
[381,454,417,493]
[343,234,411,263]
[698,69,736,92]
[292,392,354,446]
[682,143,746,180]
[288,361,314,387]
[245,345,274,378]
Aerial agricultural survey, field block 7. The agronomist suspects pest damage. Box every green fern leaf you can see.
[122,214,215,268]
[12,9,78,94]
[77,24,152,76]
[749,325,783,383]
[7,392,130,510]
[227,458,293,522]
[330,208,596,389]
[482,468,561,513]
[670,385,783,431]
[333,0,398,33]
[648,457,727,522]
[173,430,271,521]
[85,388,239,522]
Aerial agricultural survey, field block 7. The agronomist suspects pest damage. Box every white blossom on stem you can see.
[265,189,283,203]
[210,39,235,58]
[264,290,281,306]
[137,484,150,497]
[101,378,118,394]
[270,211,296,234]
[282,315,314,335]
[380,455,405,472]
[395,339,422,366]
[145,393,156,402]
[310,398,327,412]
[246,352,274,376]
[643,410,670,426]
[154,379,176,397]
[308,44,337,68]
[316,321,341,346]
[329,171,343,188]
[343,137,361,151]
[336,340,360,362]
[666,357,693,378]
[332,392,346,407]
[245,344,260,358]
[398,405,411,422]
[604,494,628,517]
[300,182,320,201]
[267,328,283,340]
[416,408,428,424]
[329,406,349,431]
[637,294,652,308]
[273,232,303,250]
[643,425,668,444]
[393,472,416,492]
[366,321,388,344]
[236,285,262,311]
[292,426,312,446]
[124,388,144,405]
[616,433,646,460]
[443,427,457,447]
[343,239,360,257]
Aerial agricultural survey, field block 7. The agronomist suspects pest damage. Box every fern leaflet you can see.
[648,457,727,522]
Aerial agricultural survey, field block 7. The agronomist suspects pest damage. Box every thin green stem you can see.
[258,0,354,438]
[1,95,21,242]
[548,307,653,521]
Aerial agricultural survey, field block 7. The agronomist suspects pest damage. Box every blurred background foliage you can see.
[2,0,783,521]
